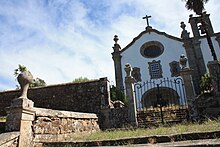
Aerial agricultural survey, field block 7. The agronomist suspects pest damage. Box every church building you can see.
[112,12,220,106]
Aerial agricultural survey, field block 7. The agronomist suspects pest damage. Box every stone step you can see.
[38,130,220,146]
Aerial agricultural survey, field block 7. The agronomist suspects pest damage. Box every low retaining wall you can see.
[0,132,20,147]
[33,107,100,144]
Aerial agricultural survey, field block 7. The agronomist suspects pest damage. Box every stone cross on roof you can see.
[142,14,151,27]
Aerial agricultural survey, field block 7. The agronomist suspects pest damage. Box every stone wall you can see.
[0,132,19,147]
[1,77,132,130]
[109,107,129,128]
[101,106,129,129]
[33,107,100,145]
[196,92,220,118]
[0,77,110,117]
[195,61,220,118]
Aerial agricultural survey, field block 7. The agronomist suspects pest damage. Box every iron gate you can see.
[134,78,188,126]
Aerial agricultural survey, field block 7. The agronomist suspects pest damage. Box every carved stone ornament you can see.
[17,71,33,98]
[132,67,142,82]
[169,61,180,77]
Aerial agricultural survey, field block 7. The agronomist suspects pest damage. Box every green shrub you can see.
[200,73,212,93]
[110,86,127,103]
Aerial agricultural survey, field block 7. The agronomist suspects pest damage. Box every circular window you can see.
[140,41,164,58]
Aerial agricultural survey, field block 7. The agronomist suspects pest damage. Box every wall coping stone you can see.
[0,77,107,94]
[0,131,20,145]
[33,107,98,119]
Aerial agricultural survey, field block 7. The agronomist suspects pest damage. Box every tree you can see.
[183,0,209,15]
[30,78,46,88]
[110,85,127,103]
[14,64,46,89]
[72,77,91,82]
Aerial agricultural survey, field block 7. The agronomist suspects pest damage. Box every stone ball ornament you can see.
[17,70,33,98]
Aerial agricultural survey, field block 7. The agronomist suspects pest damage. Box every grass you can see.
[0,116,6,122]
[69,119,220,141]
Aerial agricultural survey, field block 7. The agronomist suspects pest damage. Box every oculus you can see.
[140,41,164,58]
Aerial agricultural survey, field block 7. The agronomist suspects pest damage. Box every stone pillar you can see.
[207,60,220,95]
[6,70,35,147]
[179,55,197,120]
[180,68,198,120]
[124,63,138,127]
[6,98,35,147]
[99,78,113,129]
[112,35,124,91]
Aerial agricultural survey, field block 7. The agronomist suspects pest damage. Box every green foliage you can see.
[183,0,209,15]
[30,78,46,88]
[72,77,91,82]
[14,64,27,77]
[200,73,212,93]
[110,85,127,103]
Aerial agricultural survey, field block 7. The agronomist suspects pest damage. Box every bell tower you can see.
[188,12,214,38]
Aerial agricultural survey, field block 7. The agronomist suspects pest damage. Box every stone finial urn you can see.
[125,63,132,77]
[179,54,188,69]
[17,71,33,98]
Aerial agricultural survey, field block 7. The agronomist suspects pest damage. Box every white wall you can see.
[121,32,186,86]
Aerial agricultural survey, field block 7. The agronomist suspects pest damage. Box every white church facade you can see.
[112,13,220,108]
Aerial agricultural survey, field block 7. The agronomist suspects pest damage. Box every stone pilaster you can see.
[182,37,206,94]
[202,13,214,35]
[124,64,138,127]
[188,14,200,38]
[207,61,220,95]
[6,97,35,147]
[180,68,197,120]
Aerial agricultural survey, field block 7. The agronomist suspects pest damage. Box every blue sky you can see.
[1,0,220,91]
